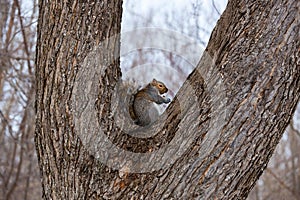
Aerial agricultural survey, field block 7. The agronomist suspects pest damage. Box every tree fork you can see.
[35,0,300,199]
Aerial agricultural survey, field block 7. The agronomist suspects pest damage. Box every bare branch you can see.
[212,0,221,16]
[266,169,298,198]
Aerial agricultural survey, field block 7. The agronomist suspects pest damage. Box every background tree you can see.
[0,0,40,199]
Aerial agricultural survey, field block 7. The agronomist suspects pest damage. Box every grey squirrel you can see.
[129,79,171,126]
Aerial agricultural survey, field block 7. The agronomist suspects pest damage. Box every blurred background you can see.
[0,0,299,199]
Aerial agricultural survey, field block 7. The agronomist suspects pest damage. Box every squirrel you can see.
[129,79,171,126]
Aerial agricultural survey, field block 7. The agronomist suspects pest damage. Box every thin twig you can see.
[15,0,33,75]
[266,168,298,198]
[212,0,221,16]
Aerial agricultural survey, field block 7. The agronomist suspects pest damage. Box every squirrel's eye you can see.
[159,84,163,87]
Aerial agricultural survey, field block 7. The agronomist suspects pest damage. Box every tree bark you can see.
[35,0,300,199]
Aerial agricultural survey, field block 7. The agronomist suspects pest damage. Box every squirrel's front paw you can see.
[165,97,171,103]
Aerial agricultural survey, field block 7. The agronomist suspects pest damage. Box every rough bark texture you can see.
[35,0,300,199]
[35,0,122,199]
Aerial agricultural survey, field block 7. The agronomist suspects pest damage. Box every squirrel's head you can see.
[151,79,168,94]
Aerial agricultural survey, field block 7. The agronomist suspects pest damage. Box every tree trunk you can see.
[35,0,300,199]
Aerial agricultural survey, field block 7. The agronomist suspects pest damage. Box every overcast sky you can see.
[122,0,228,41]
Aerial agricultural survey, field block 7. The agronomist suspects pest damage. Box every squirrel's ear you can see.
[152,79,157,83]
